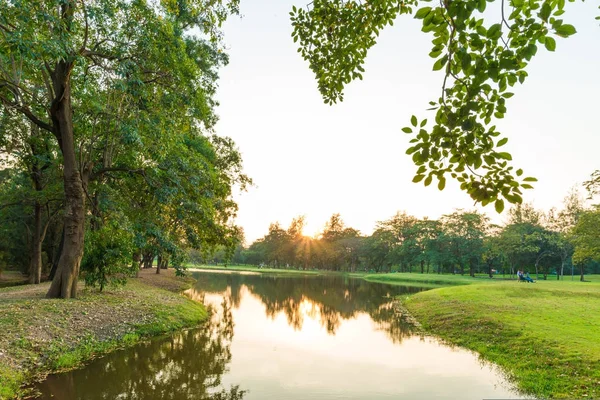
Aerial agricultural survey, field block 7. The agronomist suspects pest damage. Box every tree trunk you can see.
[49,225,65,281]
[46,59,86,299]
[156,254,162,274]
[142,252,154,269]
[132,250,142,278]
[420,260,424,274]
[580,265,585,282]
[29,202,43,284]
[488,262,493,278]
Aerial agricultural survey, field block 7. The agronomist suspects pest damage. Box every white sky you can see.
[214,0,600,242]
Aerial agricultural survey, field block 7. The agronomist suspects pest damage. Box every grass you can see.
[404,279,600,399]
[359,272,500,287]
[0,270,207,400]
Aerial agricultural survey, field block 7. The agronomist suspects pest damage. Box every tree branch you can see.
[0,96,54,133]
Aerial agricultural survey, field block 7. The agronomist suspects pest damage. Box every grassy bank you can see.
[404,280,600,399]
[0,269,208,399]
[359,272,500,287]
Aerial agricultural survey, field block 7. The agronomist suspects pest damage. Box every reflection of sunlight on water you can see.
[185,273,523,400]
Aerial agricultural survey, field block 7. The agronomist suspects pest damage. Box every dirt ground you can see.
[0,268,201,380]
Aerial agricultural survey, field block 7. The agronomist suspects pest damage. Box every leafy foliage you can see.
[291,0,585,207]
[82,223,135,291]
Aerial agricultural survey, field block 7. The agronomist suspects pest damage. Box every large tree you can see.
[291,0,590,208]
[0,0,239,297]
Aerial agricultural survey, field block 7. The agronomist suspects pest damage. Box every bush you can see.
[82,223,135,291]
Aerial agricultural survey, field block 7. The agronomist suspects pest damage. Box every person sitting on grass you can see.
[517,270,525,281]
[523,272,535,283]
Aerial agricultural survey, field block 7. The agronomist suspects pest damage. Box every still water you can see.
[35,272,522,399]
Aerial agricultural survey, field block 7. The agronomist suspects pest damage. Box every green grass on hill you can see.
[360,272,500,287]
[404,280,600,399]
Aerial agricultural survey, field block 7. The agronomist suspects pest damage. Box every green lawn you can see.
[405,279,600,399]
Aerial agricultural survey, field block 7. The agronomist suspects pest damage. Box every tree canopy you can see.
[0,0,248,297]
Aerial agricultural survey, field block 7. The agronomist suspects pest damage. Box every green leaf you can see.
[432,55,448,71]
[516,168,523,176]
[524,177,538,182]
[438,177,446,191]
[477,0,486,13]
[460,52,471,72]
[539,2,551,22]
[545,36,556,51]
[402,127,413,133]
[413,174,425,183]
[497,152,513,160]
[555,24,576,37]
[487,24,502,40]
[497,138,508,147]
[411,115,418,127]
[495,199,505,213]
[424,175,433,186]
[415,7,432,19]
[420,119,427,127]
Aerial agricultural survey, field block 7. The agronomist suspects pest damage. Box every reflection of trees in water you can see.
[192,273,423,342]
[36,298,246,400]
[369,303,416,344]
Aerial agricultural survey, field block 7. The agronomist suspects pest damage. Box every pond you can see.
[34,272,522,399]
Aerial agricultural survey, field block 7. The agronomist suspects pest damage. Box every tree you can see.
[291,0,588,207]
[375,212,420,272]
[441,209,488,276]
[545,190,583,279]
[0,0,239,297]
[482,234,503,278]
[571,208,600,282]
[0,111,63,283]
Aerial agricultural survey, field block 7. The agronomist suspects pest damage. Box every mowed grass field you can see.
[405,279,600,399]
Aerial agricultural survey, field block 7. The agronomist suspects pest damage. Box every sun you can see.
[301,222,320,238]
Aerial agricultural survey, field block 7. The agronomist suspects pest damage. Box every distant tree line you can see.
[209,189,600,281]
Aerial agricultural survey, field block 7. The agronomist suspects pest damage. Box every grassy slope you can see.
[405,280,600,399]
[0,270,207,400]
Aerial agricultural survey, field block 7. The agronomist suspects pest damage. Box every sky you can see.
[213,0,600,243]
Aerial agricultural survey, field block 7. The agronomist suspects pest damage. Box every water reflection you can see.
[189,273,420,342]
[35,272,522,400]
[34,299,246,400]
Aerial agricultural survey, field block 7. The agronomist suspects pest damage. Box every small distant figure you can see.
[517,269,535,283]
